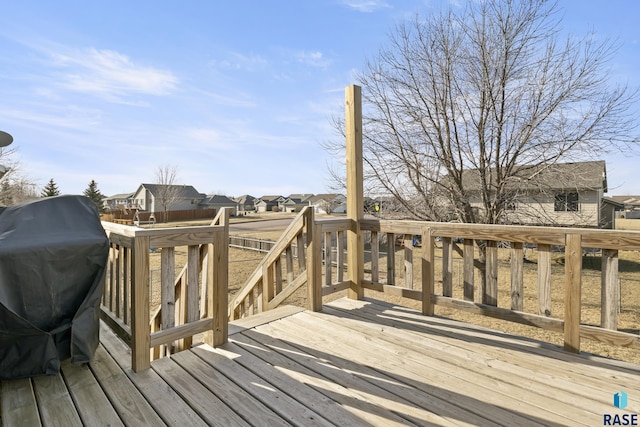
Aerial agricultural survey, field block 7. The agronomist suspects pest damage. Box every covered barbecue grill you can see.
[0,195,109,379]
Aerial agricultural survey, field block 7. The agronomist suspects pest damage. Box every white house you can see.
[461,161,608,227]
[131,184,204,214]
[199,194,238,216]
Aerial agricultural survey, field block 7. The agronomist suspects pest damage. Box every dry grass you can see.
[146,217,640,365]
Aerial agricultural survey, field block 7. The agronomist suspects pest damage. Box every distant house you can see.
[199,194,238,216]
[103,192,135,212]
[605,196,640,211]
[460,161,608,227]
[234,195,256,214]
[603,195,640,230]
[308,194,346,214]
[255,195,284,212]
[131,184,204,214]
[282,194,314,212]
[601,197,625,229]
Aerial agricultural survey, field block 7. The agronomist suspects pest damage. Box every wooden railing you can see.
[149,209,230,357]
[229,211,640,355]
[228,206,322,319]
[101,213,229,372]
[351,218,640,354]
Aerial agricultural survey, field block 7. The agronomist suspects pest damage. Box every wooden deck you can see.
[2,298,639,426]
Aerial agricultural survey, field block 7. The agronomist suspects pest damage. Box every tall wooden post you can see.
[564,233,582,353]
[346,85,364,300]
[131,234,151,372]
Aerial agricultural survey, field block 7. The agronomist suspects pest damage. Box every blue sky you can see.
[1,0,639,198]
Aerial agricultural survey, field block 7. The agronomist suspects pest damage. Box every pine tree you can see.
[41,178,60,197]
[83,179,105,212]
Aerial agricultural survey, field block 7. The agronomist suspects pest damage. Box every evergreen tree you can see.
[41,178,60,197]
[83,179,105,212]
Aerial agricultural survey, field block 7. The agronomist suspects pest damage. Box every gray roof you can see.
[258,195,283,202]
[606,196,640,207]
[105,192,134,200]
[201,194,236,205]
[288,194,314,202]
[140,184,203,199]
[234,194,256,204]
[460,161,607,192]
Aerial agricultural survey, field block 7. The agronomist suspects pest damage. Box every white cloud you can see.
[210,51,268,71]
[295,50,331,67]
[340,0,391,13]
[49,47,178,101]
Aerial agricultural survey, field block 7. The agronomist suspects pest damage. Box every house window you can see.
[554,192,579,212]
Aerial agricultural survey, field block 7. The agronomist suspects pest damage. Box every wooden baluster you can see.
[601,249,619,330]
[371,230,379,283]
[387,233,395,286]
[123,247,131,325]
[404,234,414,289]
[337,230,345,283]
[537,244,552,316]
[510,242,524,311]
[286,246,294,284]
[442,237,452,297]
[484,241,498,306]
[422,227,434,316]
[463,239,475,302]
[161,247,176,355]
[275,256,282,295]
[324,231,332,286]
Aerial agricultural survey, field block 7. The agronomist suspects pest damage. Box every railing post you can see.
[307,208,323,311]
[212,211,229,347]
[131,234,150,372]
[564,233,582,353]
[345,84,364,300]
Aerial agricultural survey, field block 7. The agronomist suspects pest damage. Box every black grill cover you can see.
[0,195,109,379]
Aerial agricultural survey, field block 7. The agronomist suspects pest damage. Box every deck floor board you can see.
[1,298,638,426]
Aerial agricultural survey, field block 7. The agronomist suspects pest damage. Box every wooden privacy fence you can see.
[100,209,229,372]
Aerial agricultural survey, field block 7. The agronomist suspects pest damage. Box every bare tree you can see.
[325,0,638,224]
[0,144,38,206]
[154,164,181,223]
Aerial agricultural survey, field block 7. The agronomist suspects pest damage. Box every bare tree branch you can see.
[155,164,180,222]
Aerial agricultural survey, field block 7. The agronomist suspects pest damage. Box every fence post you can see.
[131,233,150,372]
[564,233,582,353]
[345,84,364,300]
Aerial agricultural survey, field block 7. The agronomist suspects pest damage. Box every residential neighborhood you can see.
[102,184,348,221]
[101,160,640,230]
